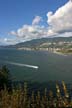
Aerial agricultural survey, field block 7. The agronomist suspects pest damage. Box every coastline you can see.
[17,47,68,56]
[53,51,67,56]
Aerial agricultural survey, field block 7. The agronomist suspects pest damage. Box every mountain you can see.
[13,37,72,48]
[1,37,72,48]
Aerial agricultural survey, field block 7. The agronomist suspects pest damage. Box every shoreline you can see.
[53,51,67,56]
[17,47,72,56]
[17,48,68,56]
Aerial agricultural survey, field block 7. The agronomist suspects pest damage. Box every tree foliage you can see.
[0,65,11,89]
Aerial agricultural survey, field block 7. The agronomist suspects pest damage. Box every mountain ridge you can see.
[1,36,72,48]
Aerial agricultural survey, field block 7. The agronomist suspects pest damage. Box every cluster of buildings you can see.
[17,41,72,54]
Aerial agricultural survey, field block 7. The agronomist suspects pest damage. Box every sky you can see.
[0,0,72,45]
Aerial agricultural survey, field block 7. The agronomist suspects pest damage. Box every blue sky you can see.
[0,0,72,45]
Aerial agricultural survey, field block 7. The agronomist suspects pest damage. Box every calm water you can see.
[0,48,72,83]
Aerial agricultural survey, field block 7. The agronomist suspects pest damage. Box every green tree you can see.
[0,65,11,90]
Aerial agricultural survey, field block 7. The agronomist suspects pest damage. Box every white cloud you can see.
[4,38,8,42]
[0,38,19,45]
[47,0,72,34]
[6,1,72,45]
[32,16,42,25]
[10,25,47,40]
[9,31,17,36]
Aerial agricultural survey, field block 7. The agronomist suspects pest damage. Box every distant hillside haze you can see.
[1,37,72,48]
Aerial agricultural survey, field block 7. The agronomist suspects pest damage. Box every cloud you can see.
[7,1,72,45]
[0,38,19,45]
[10,25,47,40]
[9,16,46,41]
[32,16,42,25]
[47,0,72,35]
[9,31,17,36]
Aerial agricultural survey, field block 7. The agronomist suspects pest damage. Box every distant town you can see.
[18,41,72,55]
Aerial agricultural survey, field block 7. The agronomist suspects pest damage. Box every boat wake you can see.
[5,61,39,69]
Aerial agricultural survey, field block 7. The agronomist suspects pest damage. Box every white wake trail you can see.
[5,61,39,69]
